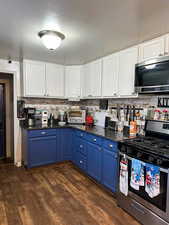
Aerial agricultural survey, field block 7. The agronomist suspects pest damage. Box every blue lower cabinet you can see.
[56,128,73,162]
[75,137,87,156]
[76,152,87,172]
[25,128,119,193]
[87,142,102,182]
[28,135,57,168]
[102,148,118,192]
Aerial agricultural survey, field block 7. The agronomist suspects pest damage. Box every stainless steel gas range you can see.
[117,120,169,225]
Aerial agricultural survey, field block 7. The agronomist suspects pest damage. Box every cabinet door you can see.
[28,136,57,168]
[118,47,138,96]
[102,53,119,97]
[46,63,64,97]
[56,128,73,162]
[84,59,102,97]
[102,149,118,192]
[62,128,73,161]
[65,66,81,98]
[139,36,165,62]
[23,60,46,97]
[87,142,102,182]
[83,63,91,97]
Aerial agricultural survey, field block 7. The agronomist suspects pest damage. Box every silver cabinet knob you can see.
[80,160,83,164]
[80,145,83,148]
[93,138,97,142]
[109,144,113,148]
[80,133,83,137]
[41,132,46,135]
[159,53,163,56]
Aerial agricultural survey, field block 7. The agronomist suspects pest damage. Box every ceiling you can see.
[0,0,169,65]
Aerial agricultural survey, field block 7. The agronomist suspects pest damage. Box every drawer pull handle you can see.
[109,144,113,148]
[80,145,83,148]
[80,160,83,164]
[93,138,97,142]
[41,132,46,135]
[80,134,83,137]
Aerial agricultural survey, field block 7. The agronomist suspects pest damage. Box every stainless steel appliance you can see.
[135,55,169,94]
[117,120,169,225]
[67,110,86,124]
[24,108,36,126]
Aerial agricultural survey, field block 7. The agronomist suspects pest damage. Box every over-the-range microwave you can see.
[135,55,169,94]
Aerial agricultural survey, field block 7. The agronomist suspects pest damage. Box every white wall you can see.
[0,59,21,165]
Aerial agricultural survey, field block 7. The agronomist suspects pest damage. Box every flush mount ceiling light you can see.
[38,30,65,50]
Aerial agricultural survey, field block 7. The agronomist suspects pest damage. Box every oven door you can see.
[119,153,169,221]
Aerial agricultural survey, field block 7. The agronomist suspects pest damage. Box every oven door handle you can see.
[119,152,169,174]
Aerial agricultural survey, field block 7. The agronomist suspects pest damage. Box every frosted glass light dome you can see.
[38,30,65,50]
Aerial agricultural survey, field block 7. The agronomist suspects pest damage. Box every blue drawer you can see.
[75,130,86,138]
[75,138,87,156]
[85,133,102,146]
[76,152,87,171]
[102,139,117,152]
[28,129,56,138]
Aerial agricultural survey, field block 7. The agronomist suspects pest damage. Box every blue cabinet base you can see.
[23,128,118,193]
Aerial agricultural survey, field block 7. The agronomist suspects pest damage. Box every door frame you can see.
[0,83,6,159]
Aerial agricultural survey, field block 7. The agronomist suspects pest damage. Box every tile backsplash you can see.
[22,95,160,112]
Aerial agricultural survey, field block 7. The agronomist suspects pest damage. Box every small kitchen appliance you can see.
[67,110,86,124]
[58,110,67,126]
[41,110,49,125]
[117,120,169,225]
[24,108,36,126]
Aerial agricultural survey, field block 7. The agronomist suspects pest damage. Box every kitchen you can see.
[1,0,169,225]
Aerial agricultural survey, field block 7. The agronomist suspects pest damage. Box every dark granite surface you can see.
[22,123,134,142]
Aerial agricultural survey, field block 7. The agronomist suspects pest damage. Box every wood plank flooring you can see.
[0,162,141,225]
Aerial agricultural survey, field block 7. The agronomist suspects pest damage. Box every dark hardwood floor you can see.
[0,162,141,225]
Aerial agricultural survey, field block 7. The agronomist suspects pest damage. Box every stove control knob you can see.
[148,156,154,162]
[157,159,163,165]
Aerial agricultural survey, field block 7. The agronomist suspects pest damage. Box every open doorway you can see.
[0,73,14,163]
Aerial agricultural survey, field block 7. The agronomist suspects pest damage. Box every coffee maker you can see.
[24,108,36,126]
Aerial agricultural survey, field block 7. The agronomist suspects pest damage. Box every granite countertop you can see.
[22,123,134,142]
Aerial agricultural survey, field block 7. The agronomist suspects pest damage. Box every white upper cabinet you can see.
[23,60,46,97]
[65,65,82,98]
[84,59,102,98]
[46,63,64,98]
[139,36,165,62]
[118,46,138,96]
[102,53,119,97]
